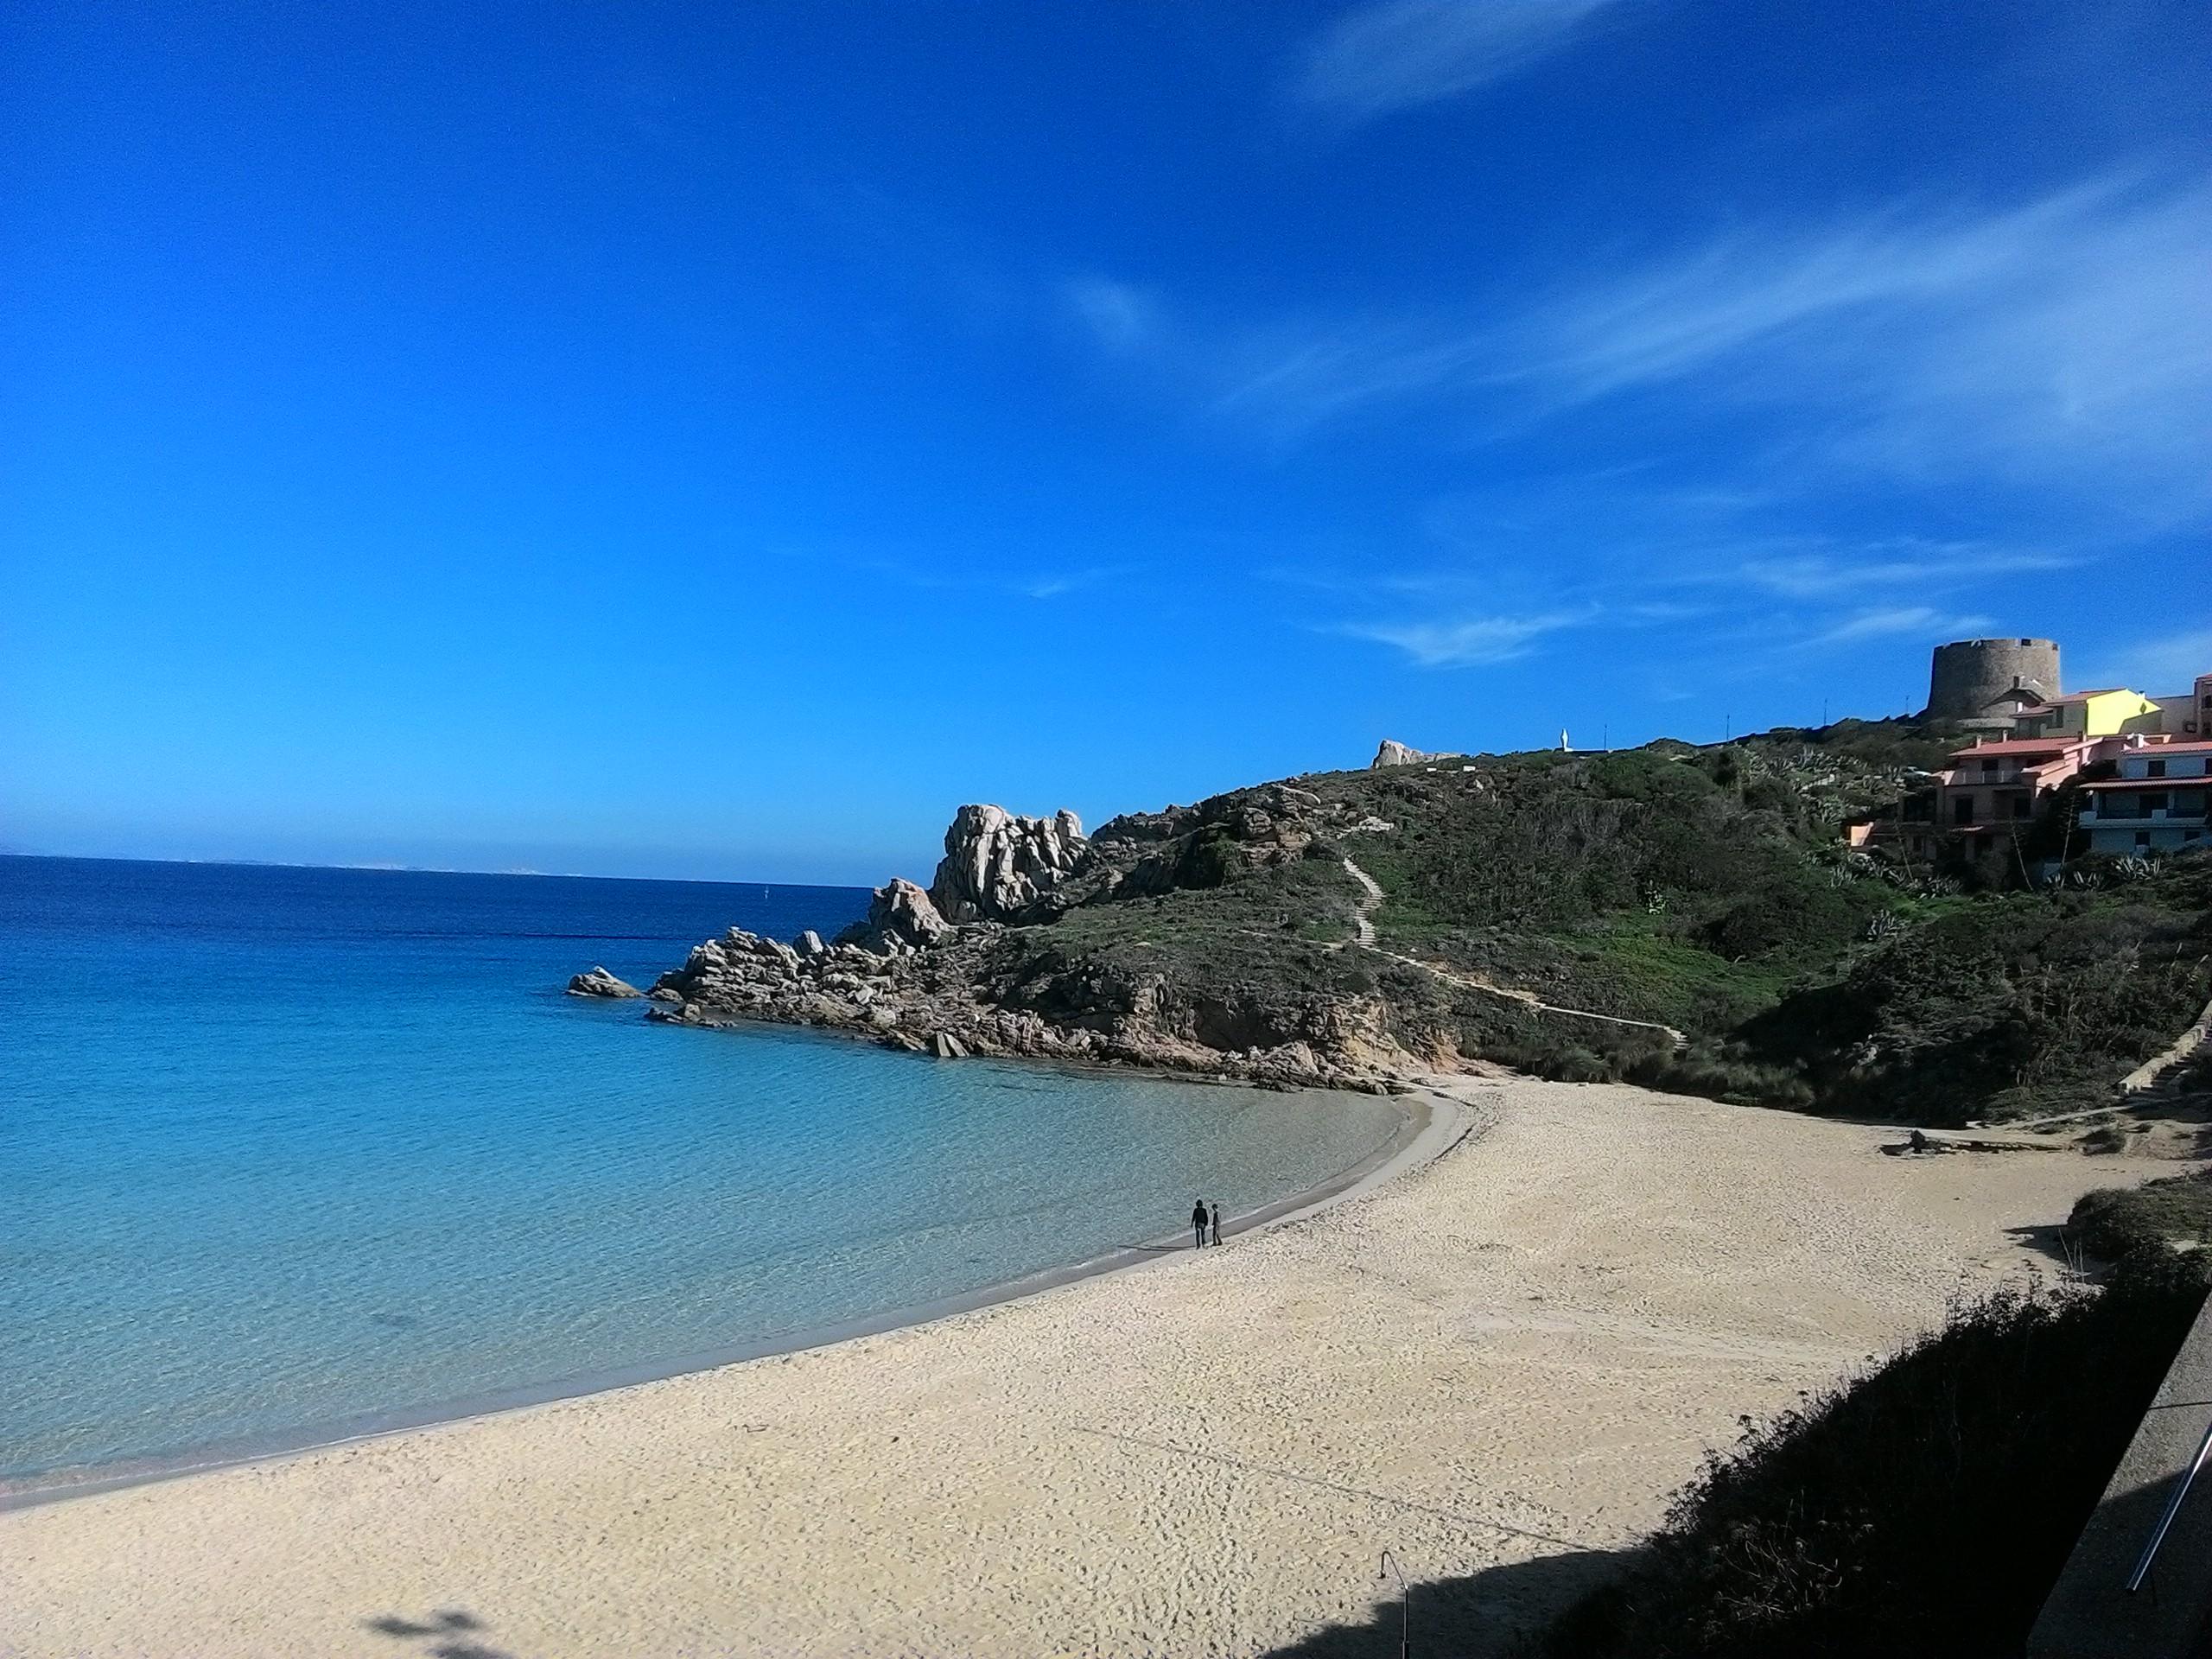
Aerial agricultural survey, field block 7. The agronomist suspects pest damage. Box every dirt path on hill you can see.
[1340,856,1382,947]
[1338,855,1688,1049]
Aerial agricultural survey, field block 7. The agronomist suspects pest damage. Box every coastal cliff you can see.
[619,721,2212,1121]
[644,784,1435,1089]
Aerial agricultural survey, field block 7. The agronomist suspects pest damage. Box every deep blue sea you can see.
[0,856,1402,1487]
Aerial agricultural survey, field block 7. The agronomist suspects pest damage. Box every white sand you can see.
[2,1077,2129,1657]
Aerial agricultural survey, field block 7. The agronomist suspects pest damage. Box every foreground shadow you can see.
[365,1607,519,1659]
[1255,1547,1632,1659]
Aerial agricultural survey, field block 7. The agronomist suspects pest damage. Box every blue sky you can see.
[4,1,2208,884]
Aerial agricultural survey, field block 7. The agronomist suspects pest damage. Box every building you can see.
[2080,742,2212,856]
[2152,672,2212,741]
[1925,637,2060,729]
[1936,734,2108,835]
[2012,687,2165,741]
[1853,638,2211,864]
[1847,732,2106,860]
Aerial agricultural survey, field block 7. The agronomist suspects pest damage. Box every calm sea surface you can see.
[0,856,1402,1484]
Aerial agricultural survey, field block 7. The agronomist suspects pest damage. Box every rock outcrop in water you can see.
[632,795,1432,1092]
[568,965,643,998]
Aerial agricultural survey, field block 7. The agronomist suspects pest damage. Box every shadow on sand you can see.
[358,1552,1632,1659]
[365,1607,519,1659]
[1252,1547,1632,1659]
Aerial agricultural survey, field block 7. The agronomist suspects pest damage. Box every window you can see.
[2145,793,2170,814]
[2148,759,2167,778]
[2011,795,2032,819]
[1953,797,1975,825]
[2136,831,2152,849]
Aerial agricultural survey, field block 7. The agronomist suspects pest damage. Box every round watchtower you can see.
[1926,638,2061,723]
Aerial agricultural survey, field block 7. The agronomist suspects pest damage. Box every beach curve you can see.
[2,1075,2127,1657]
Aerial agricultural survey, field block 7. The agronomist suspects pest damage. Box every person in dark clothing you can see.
[1210,1203,1222,1247]
[1192,1198,1209,1249]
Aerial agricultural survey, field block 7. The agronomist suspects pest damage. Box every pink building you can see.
[1847,731,2153,860]
[1936,734,2113,834]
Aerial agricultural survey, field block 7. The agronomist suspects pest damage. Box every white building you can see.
[2079,741,2212,855]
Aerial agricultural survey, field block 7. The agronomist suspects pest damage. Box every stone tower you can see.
[1926,638,2061,724]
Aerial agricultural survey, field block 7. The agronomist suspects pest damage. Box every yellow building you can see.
[2013,688,2164,740]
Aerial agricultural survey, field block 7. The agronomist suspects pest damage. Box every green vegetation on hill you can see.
[950,714,2208,1120]
[1537,1261,2207,1658]
[1743,866,2212,1122]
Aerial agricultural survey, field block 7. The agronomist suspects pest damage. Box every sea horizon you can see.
[0,849,892,887]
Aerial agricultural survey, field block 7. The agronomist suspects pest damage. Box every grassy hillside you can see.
[1742,866,2212,1122]
[1022,720,2210,1122]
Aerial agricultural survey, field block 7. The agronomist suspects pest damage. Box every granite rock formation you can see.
[567,965,643,998]
[928,804,1088,923]
[1372,739,1442,768]
[837,877,954,953]
[628,794,1431,1092]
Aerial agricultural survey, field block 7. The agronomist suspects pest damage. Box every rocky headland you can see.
[639,786,1446,1090]
[604,721,2212,1124]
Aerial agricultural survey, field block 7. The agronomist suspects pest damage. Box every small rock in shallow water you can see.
[567,965,642,998]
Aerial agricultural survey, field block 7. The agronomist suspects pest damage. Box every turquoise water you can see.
[0,856,1402,1485]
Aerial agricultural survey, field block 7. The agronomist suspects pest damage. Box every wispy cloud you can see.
[2080,628,2212,696]
[1735,543,2072,600]
[1064,276,1156,353]
[1507,179,2212,518]
[1342,609,1586,667]
[1065,175,2212,518]
[1815,606,1993,645]
[859,558,1128,602]
[1292,0,1621,124]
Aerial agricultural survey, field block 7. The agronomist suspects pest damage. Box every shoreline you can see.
[1,1078,1460,1514]
[3,1075,2135,1658]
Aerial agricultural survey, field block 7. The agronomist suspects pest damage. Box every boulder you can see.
[931,1031,969,1059]
[929,804,1088,923]
[793,929,827,959]
[836,877,954,953]
[567,965,642,999]
[1372,739,1442,768]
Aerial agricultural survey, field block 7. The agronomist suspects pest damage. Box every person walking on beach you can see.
[1210,1202,1222,1247]
[1192,1198,1209,1249]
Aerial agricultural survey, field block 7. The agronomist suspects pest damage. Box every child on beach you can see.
[1211,1203,1222,1247]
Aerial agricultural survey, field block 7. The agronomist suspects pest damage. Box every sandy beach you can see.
[3,1075,2134,1657]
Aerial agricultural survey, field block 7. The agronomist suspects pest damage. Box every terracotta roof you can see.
[2037,688,2136,703]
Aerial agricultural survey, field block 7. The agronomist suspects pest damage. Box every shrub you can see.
[2069,1167,2212,1259]
[1537,1268,2206,1658]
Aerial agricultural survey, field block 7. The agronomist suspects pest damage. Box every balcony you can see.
[2079,805,2210,829]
